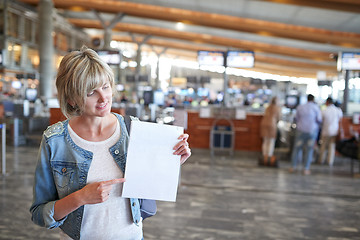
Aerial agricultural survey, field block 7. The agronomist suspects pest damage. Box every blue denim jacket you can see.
[30,113,141,240]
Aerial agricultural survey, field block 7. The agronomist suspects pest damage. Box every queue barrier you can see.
[0,123,6,175]
[210,118,234,157]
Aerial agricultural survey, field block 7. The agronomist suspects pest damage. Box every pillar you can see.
[38,0,54,99]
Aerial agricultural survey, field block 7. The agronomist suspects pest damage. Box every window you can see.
[27,47,39,69]
[24,18,33,42]
[7,11,19,38]
[7,42,22,67]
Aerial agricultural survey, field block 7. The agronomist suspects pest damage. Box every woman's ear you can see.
[67,99,75,108]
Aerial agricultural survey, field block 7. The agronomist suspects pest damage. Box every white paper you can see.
[122,121,183,202]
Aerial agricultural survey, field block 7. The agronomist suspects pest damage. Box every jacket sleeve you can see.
[29,137,67,229]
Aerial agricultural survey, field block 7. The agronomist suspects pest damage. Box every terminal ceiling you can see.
[19,0,360,79]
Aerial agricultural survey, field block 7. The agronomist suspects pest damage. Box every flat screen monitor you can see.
[153,91,165,106]
[353,112,360,124]
[186,76,198,83]
[198,51,225,66]
[337,52,360,71]
[25,88,37,102]
[96,50,121,65]
[197,88,209,97]
[143,90,153,105]
[126,75,135,82]
[12,81,22,89]
[200,76,211,84]
[226,50,254,68]
[285,95,299,109]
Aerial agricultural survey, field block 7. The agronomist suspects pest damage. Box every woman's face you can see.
[82,80,112,117]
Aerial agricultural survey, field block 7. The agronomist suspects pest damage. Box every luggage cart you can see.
[210,118,235,157]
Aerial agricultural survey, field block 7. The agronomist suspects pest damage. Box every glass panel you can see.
[24,18,32,42]
[8,43,22,67]
[27,47,39,69]
[7,12,19,38]
[0,7,4,35]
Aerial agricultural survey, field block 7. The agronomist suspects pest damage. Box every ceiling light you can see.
[176,22,185,30]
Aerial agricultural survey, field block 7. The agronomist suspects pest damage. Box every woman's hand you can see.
[173,133,191,165]
[79,178,125,205]
[54,178,126,221]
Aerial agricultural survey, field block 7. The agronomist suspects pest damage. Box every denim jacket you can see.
[30,113,141,240]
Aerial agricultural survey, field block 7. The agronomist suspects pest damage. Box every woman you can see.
[30,46,191,240]
[260,97,281,166]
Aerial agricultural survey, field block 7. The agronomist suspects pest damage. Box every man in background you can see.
[290,94,322,175]
[318,97,343,166]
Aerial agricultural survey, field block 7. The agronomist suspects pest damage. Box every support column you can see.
[103,28,112,50]
[38,0,54,99]
[223,70,229,106]
[131,34,151,102]
[154,48,167,90]
[342,70,350,114]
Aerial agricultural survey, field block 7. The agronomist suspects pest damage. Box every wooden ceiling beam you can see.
[256,0,360,13]
[112,35,336,70]
[110,35,338,77]
[69,19,335,62]
[19,0,360,48]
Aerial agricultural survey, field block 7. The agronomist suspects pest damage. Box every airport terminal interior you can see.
[1,0,360,239]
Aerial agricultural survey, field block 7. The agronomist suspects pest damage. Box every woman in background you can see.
[260,97,281,166]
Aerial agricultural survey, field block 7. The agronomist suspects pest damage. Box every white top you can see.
[60,121,142,240]
[321,104,343,137]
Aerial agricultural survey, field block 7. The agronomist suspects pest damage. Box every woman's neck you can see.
[69,114,117,142]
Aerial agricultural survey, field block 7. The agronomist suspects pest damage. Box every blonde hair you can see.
[56,46,115,118]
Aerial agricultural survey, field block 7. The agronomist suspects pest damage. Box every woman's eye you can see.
[103,84,110,89]
[87,91,94,97]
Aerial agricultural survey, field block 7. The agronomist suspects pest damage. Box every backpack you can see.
[123,115,157,220]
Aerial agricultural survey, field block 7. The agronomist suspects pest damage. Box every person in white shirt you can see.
[318,97,343,166]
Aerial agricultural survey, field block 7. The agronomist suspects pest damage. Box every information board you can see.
[226,51,254,68]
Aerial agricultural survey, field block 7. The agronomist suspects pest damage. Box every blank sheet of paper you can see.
[122,121,183,202]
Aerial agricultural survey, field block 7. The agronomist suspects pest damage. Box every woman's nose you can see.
[98,90,107,101]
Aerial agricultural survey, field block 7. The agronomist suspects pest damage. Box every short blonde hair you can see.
[56,46,115,118]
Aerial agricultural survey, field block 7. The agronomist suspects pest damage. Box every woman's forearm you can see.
[54,190,85,221]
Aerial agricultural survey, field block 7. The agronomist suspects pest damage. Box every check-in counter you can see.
[340,116,360,139]
[186,109,262,151]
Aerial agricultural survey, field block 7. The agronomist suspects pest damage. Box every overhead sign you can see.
[337,52,360,71]
[198,51,224,66]
[226,50,254,68]
[96,50,121,65]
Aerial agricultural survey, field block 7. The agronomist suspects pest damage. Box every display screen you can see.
[25,88,38,101]
[226,50,254,68]
[143,91,153,105]
[96,50,121,65]
[197,88,209,97]
[337,52,360,71]
[12,81,22,89]
[198,51,225,66]
[285,95,299,109]
[153,91,165,106]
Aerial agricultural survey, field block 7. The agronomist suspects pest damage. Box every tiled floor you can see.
[1,146,360,240]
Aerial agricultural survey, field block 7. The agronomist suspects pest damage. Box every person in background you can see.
[30,46,191,240]
[318,97,343,166]
[290,94,322,175]
[260,96,281,166]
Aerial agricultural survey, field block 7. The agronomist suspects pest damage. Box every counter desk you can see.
[186,110,263,151]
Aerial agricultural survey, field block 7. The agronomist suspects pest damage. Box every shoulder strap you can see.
[124,115,132,135]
